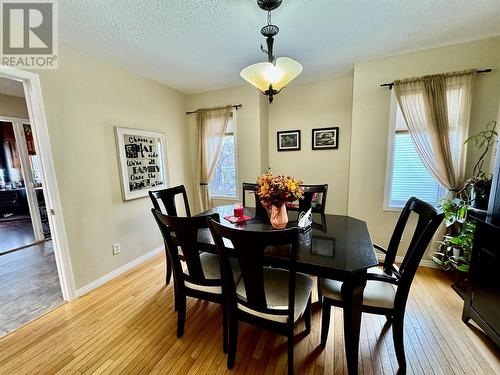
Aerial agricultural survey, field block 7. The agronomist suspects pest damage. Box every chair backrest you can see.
[151,209,220,290]
[287,184,328,214]
[149,185,191,217]
[209,219,299,324]
[390,197,444,308]
[382,197,438,274]
[242,182,268,219]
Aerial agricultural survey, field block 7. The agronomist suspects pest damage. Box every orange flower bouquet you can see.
[256,172,304,229]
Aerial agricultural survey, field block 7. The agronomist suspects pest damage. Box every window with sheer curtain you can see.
[385,87,463,208]
[209,116,237,198]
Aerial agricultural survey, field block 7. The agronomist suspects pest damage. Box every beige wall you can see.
[0,93,28,119]
[269,77,353,214]
[348,37,500,257]
[185,37,499,261]
[32,36,494,291]
[186,85,263,210]
[37,45,192,289]
[259,94,270,173]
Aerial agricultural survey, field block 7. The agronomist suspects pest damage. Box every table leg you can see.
[341,271,367,375]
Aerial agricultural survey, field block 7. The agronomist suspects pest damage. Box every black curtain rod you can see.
[380,68,492,89]
[186,104,242,115]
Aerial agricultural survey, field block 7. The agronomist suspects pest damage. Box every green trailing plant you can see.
[433,197,476,273]
[465,120,498,181]
[463,121,498,208]
[433,121,497,271]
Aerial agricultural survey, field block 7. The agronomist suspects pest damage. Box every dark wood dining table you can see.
[197,204,378,375]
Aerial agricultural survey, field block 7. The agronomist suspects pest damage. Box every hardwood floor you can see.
[0,253,498,374]
[0,240,63,337]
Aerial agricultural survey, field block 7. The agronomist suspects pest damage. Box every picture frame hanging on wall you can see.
[277,130,301,151]
[114,126,169,201]
[312,127,339,150]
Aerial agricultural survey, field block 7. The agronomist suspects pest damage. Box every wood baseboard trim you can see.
[76,246,164,298]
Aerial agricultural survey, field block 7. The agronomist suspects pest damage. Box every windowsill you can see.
[383,205,404,212]
[211,195,238,201]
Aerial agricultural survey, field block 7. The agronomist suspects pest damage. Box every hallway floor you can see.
[0,218,35,254]
[0,240,63,337]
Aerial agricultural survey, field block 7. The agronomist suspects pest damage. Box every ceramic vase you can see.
[270,204,288,229]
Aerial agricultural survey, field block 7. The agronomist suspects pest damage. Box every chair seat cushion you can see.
[183,253,241,294]
[236,268,313,323]
[319,273,397,309]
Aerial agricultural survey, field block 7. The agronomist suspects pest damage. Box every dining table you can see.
[196,204,378,375]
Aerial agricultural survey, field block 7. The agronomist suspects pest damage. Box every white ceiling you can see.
[0,78,25,97]
[59,0,500,94]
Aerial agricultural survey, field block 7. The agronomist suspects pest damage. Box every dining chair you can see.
[151,209,240,352]
[149,185,191,217]
[318,197,444,371]
[208,219,313,375]
[242,182,268,219]
[286,184,328,214]
[149,185,191,284]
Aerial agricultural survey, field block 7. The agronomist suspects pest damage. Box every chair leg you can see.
[165,255,172,284]
[222,306,228,353]
[304,295,311,334]
[227,317,238,369]
[316,277,323,304]
[173,278,178,311]
[320,300,331,348]
[176,293,186,338]
[287,333,294,375]
[393,314,406,371]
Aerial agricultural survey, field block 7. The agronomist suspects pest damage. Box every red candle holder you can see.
[234,206,244,218]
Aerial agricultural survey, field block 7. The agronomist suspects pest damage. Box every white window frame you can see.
[384,93,446,211]
[209,110,238,200]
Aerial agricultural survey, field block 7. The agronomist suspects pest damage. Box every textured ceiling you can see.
[59,0,500,94]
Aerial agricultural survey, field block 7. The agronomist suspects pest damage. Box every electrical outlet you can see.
[113,243,121,255]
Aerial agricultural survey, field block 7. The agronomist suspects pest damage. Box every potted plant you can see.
[433,196,476,297]
[256,172,304,229]
[464,121,498,210]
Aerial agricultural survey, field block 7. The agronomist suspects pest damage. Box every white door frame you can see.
[0,65,76,301]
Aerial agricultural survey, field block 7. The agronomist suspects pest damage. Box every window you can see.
[209,114,237,198]
[385,96,449,208]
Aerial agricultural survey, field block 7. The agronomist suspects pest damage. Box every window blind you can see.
[388,105,445,207]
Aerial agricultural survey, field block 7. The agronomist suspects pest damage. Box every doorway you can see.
[0,119,51,253]
[0,69,75,336]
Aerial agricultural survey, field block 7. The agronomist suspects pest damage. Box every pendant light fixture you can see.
[240,0,302,103]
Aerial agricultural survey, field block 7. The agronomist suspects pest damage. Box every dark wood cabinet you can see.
[462,218,500,347]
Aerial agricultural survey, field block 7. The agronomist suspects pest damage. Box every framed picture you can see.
[312,127,339,150]
[277,130,301,151]
[114,126,169,201]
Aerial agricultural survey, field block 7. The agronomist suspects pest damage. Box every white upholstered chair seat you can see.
[236,268,313,323]
[183,253,240,294]
[319,271,397,309]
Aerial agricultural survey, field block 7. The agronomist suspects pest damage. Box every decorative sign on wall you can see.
[114,126,168,201]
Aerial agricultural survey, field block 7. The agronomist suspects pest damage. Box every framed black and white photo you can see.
[114,126,169,201]
[312,127,339,150]
[277,130,301,151]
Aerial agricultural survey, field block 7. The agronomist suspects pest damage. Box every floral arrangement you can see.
[256,172,304,208]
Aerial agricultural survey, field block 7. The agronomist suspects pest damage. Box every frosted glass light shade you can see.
[240,57,303,93]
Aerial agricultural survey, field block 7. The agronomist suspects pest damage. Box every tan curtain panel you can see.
[393,70,475,193]
[197,106,232,211]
